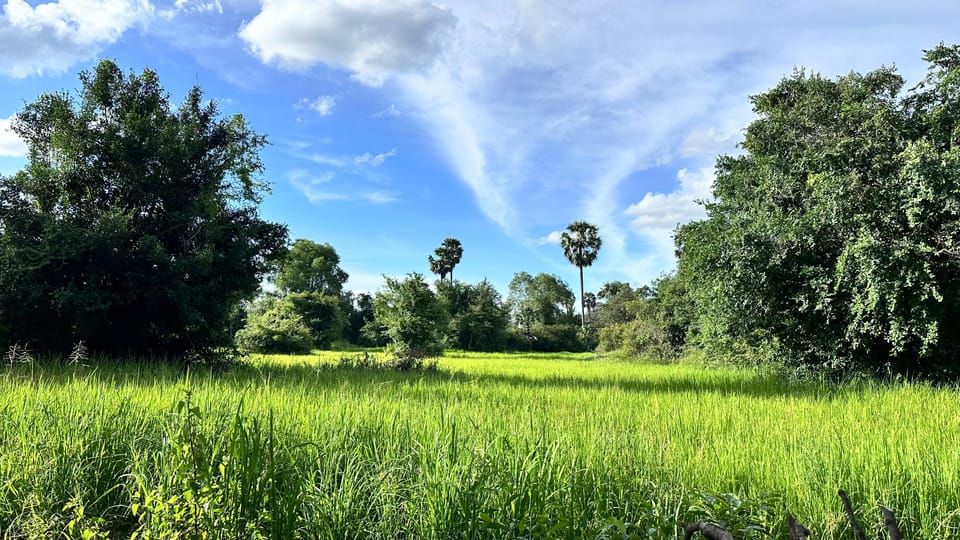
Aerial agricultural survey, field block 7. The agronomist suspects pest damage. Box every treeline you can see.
[4,45,960,380]
[235,238,602,356]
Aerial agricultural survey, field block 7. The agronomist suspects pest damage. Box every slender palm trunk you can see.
[579,265,585,328]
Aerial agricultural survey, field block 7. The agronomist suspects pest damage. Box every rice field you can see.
[0,351,958,539]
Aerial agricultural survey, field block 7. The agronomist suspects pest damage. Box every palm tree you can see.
[428,238,464,283]
[560,221,602,328]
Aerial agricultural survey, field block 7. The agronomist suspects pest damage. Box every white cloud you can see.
[625,167,714,230]
[373,104,401,117]
[288,168,399,205]
[354,148,396,166]
[0,0,153,77]
[299,95,336,116]
[362,190,398,204]
[531,230,562,246]
[0,116,26,157]
[287,169,348,203]
[159,0,221,18]
[239,0,457,86]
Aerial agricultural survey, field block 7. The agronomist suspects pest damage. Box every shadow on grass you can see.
[3,354,842,401]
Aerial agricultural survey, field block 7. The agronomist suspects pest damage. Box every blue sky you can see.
[1,0,959,299]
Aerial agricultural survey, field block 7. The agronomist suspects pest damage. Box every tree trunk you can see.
[579,265,585,329]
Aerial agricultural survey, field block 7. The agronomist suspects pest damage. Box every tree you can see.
[274,239,348,296]
[560,221,602,328]
[506,272,576,329]
[0,60,287,357]
[582,292,597,323]
[677,44,960,377]
[375,273,448,359]
[427,238,463,282]
[438,279,509,351]
[286,291,346,348]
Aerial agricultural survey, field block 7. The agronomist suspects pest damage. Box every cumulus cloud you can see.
[239,0,457,86]
[625,168,713,231]
[0,0,153,77]
[531,230,562,246]
[299,95,336,116]
[0,116,26,157]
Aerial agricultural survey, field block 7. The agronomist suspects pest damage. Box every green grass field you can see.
[1,351,958,538]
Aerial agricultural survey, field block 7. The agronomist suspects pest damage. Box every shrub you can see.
[235,298,313,354]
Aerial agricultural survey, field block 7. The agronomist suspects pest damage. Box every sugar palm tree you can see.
[428,238,463,283]
[560,221,602,328]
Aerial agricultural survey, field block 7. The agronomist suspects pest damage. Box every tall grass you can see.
[0,352,958,538]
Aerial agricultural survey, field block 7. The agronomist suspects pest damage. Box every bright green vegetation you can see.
[1,352,958,538]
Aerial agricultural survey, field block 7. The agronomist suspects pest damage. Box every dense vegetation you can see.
[1,352,958,539]
[0,61,286,357]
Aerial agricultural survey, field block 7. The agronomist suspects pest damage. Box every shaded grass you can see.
[0,352,958,538]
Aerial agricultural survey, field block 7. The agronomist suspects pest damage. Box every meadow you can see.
[1,351,958,539]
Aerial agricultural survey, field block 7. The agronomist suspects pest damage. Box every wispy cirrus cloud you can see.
[244,0,960,285]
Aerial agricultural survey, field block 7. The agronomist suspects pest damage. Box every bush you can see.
[235,298,313,354]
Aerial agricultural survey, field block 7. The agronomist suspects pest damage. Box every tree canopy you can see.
[0,60,287,357]
[677,44,960,377]
[428,238,463,282]
[274,239,348,296]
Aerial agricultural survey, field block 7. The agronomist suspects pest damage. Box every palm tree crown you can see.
[560,221,601,327]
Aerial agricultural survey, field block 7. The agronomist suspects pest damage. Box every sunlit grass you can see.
[0,352,958,538]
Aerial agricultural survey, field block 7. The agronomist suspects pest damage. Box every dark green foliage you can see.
[595,275,692,360]
[344,291,377,346]
[235,296,313,354]
[375,273,448,359]
[428,237,463,282]
[0,60,287,357]
[677,44,960,377]
[286,292,346,349]
[438,279,509,351]
[273,239,348,296]
[505,272,585,351]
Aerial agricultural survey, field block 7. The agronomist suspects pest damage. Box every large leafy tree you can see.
[427,238,463,282]
[0,60,287,356]
[274,239,348,296]
[678,44,960,377]
[438,279,509,351]
[560,221,602,328]
[506,272,576,330]
[375,273,449,359]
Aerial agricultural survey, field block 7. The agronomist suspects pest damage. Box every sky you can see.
[1,0,959,300]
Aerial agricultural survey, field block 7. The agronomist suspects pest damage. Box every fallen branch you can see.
[838,490,867,540]
[788,515,811,540]
[881,506,903,540]
[682,521,735,540]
